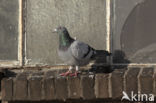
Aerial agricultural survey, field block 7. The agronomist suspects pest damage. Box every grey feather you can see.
[58,40,96,66]
[55,26,96,66]
[71,41,94,60]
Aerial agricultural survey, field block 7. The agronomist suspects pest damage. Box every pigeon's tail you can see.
[89,48,96,59]
[92,49,97,57]
[96,50,112,56]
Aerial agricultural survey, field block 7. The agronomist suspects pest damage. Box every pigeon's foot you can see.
[60,70,72,76]
[69,71,79,77]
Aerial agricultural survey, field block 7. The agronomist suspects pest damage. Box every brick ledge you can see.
[1,67,156,101]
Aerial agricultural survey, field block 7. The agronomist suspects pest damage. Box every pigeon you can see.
[53,26,96,76]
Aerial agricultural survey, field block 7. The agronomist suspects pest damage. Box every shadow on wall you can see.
[89,50,130,73]
[90,50,113,73]
[112,50,130,69]
[121,0,156,63]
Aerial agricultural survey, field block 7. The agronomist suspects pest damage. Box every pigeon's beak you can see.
[52,28,57,33]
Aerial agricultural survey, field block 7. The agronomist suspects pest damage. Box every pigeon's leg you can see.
[60,66,73,76]
[75,66,79,76]
[70,66,79,77]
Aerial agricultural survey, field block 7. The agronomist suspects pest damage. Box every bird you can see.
[53,26,97,77]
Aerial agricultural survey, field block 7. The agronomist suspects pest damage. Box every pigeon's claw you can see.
[69,71,79,77]
[60,70,71,76]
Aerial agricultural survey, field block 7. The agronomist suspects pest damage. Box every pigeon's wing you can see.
[70,41,95,60]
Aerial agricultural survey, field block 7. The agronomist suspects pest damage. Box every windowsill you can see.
[1,66,156,102]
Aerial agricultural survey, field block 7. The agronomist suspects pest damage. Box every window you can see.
[1,0,156,67]
[112,0,156,64]
[0,0,22,67]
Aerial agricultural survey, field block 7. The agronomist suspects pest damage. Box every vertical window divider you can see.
[106,0,112,65]
[18,0,23,66]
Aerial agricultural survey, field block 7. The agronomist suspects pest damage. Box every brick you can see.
[31,71,44,76]
[0,69,7,78]
[44,70,58,78]
[95,74,110,98]
[1,101,8,103]
[139,67,154,94]
[28,76,43,101]
[81,75,95,100]
[67,77,81,99]
[1,78,13,101]
[0,69,6,93]
[55,77,68,100]
[13,72,28,100]
[44,77,55,100]
[125,67,140,96]
[111,69,127,98]
[154,68,156,96]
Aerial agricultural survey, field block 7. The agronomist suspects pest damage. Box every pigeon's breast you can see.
[58,48,77,65]
[58,48,91,66]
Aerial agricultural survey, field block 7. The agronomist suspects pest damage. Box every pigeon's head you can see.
[53,26,68,35]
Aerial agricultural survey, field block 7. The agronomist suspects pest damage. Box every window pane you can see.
[26,0,107,65]
[113,0,156,63]
[0,0,19,60]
